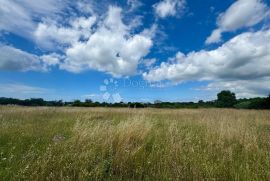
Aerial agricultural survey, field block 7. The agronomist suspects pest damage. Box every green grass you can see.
[0,106,270,180]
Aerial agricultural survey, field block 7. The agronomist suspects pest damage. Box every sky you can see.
[0,0,270,102]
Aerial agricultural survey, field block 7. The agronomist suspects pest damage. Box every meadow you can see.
[0,106,270,180]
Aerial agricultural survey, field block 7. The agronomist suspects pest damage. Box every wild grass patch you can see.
[0,107,270,180]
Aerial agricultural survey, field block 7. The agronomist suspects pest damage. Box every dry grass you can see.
[0,106,270,180]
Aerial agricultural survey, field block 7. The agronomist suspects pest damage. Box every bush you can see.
[234,101,251,109]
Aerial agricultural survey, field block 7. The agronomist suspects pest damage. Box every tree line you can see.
[0,90,269,109]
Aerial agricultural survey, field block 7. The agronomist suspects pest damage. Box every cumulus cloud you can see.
[206,0,270,44]
[153,0,185,18]
[34,16,97,49]
[34,23,80,49]
[60,6,153,76]
[144,29,270,97]
[0,45,61,71]
[1,0,154,76]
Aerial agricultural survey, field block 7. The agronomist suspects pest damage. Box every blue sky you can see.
[0,0,270,102]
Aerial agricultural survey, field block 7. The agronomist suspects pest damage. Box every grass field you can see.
[0,106,270,180]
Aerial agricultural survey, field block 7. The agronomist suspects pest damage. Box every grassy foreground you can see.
[0,107,270,180]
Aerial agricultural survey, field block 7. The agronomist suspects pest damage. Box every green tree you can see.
[85,99,93,103]
[216,90,237,108]
[73,100,82,107]
[266,93,270,109]
[198,100,204,104]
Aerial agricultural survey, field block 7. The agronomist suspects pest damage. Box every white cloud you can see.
[217,0,269,31]
[0,45,46,71]
[71,16,97,30]
[0,0,155,77]
[197,79,270,98]
[0,45,62,71]
[0,0,64,38]
[76,1,95,14]
[144,29,270,97]
[141,58,157,68]
[60,6,153,76]
[0,83,49,95]
[153,0,185,18]
[34,16,96,49]
[40,53,62,66]
[34,23,80,49]
[206,0,270,44]
[127,0,143,12]
[1,1,154,77]
[205,29,222,44]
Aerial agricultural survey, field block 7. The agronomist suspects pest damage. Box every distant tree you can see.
[83,99,93,107]
[216,90,237,108]
[73,100,82,107]
[28,98,46,106]
[198,100,204,104]
[85,99,93,103]
[266,93,270,109]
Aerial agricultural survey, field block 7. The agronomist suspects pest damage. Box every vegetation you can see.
[0,90,269,109]
[1,107,270,180]
[235,96,270,109]
[216,90,237,108]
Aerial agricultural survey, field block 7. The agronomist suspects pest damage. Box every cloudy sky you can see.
[0,0,270,102]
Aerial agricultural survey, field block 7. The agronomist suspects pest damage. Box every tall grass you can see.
[0,107,270,180]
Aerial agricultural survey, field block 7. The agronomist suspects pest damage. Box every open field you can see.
[1,107,270,180]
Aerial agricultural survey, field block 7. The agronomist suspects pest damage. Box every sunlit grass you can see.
[0,106,270,180]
